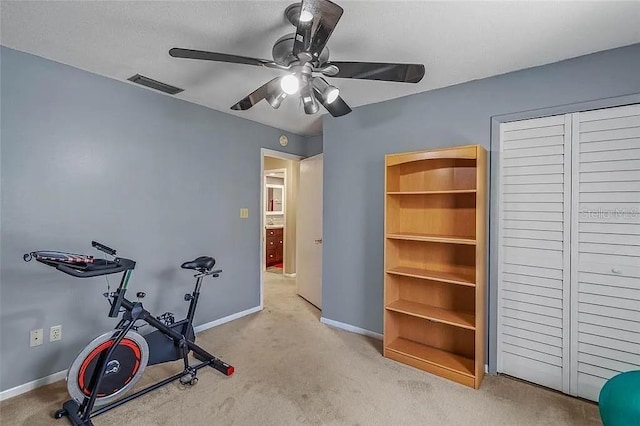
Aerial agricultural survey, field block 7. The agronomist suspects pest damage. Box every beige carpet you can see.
[1,272,600,425]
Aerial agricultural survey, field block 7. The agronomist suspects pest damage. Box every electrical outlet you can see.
[240,208,249,218]
[30,329,44,347]
[50,325,62,342]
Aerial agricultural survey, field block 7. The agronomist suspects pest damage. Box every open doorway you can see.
[260,149,323,314]
[263,165,288,275]
[260,149,302,309]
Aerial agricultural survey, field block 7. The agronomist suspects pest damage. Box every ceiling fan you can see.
[169,0,425,118]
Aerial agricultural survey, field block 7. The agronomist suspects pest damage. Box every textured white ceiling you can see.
[2,1,639,135]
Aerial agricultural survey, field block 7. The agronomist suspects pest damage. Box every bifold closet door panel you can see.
[498,115,571,392]
[571,104,640,401]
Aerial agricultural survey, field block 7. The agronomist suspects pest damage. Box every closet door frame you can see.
[488,93,640,375]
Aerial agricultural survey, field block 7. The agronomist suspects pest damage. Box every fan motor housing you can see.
[272,33,330,66]
[272,34,297,66]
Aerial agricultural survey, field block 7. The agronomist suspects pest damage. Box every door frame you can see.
[260,148,303,310]
[488,93,640,374]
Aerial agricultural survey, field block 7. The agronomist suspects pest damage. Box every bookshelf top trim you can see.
[386,145,485,166]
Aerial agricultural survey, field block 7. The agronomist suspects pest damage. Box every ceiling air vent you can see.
[127,74,184,95]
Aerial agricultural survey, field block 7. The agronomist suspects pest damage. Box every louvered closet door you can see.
[498,115,571,392]
[571,104,640,401]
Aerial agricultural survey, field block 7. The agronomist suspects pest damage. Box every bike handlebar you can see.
[57,262,128,278]
[25,242,217,280]
[92,241,116,256]
[24,247,137,278]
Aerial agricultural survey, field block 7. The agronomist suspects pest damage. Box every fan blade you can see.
[313,89,352,117]
[230,78,282,111]
[328,61,425,83]
[293,0,343,59]
[170,48,274,67]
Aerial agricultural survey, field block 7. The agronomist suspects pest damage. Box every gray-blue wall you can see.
[0,46,310,392]
[321,43,640,368]
[305,135,323,157]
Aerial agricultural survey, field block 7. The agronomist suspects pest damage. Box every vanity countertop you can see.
[265,225,284,229]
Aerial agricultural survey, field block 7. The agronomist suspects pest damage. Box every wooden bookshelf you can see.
[387,189,477,195]
[387,338,475,377]
[386,232,476,245]
[386,300,475,330]
[385,266,476,287]
[384,145,487,389]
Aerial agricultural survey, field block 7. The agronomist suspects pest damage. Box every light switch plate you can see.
[240,208,249,218]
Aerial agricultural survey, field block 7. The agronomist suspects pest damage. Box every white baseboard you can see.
[1,306,262,402]
[0,369,67,402]
[194,305,261,333]
[320,317,383,340]
[283,273,296,278]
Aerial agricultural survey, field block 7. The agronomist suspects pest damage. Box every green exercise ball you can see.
[599,370,640,426]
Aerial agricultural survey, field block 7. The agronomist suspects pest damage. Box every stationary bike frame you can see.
[53,260,234,425]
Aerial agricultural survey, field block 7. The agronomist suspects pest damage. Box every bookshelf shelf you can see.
[386,300,476,330]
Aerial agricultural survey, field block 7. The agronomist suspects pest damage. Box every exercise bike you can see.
[24,241,234,426]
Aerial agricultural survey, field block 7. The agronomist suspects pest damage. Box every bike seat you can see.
[181,256,215,271]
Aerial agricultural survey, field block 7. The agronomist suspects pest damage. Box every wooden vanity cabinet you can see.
[266,227,284,267]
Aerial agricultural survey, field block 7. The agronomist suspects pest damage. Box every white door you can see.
[296,154,323,308]
[571,104,640,401]
[498,104,640,402]
[498,114,572,393]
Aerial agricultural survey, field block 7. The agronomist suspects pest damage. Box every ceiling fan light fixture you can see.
[280,74,300,95]
[312,76,340,104]
[299,10,314,23]
[324,86,339,104]
[301,84,319,114]
[303,97,319,114]
[267,91,287,109]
